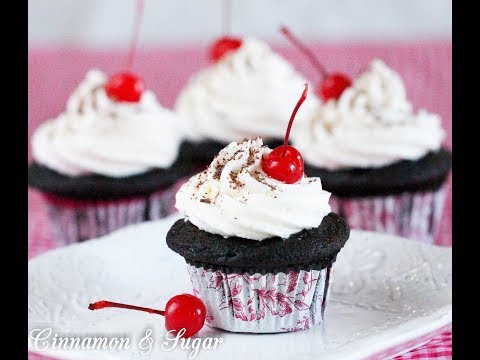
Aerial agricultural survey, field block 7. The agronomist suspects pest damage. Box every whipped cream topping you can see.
[175,38,318,143]
[293,59,445,170]
[32,70,185,177]
[175,138,331,240]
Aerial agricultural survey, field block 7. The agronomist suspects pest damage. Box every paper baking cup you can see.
[148,179,187,220]
[187,264,334,333]
[329,186,446,244]
[42,181,184,246]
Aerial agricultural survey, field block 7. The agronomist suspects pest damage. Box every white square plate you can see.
[28,214,451,360]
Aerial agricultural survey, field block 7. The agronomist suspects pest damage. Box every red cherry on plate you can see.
[280,26,352,102]
[262,83,308,184]
[164,294,206,338]
[89,293,207,338]
[318,73,352,102]
[209,36,243,62]
[105,71,145,103]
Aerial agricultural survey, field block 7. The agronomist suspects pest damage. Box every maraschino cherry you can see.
[209,36,243,62]
[261,83,308,184]
[208,0,242,62]
[280,26,352,102]
[104,0,145,102]
[88,294,207,338]
[105,72,144,102]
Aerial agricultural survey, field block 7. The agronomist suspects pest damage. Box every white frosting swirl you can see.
[32,70,185,177]
[175,138,331,241]
[175,38,318,143]
[293,59,445,170]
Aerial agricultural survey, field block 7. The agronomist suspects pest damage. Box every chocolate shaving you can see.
[229,171,243,189]
[251,170,276,191]
[213,163,225,180]
[247,147,259,166]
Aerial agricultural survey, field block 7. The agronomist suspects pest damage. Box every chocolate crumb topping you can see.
[229,171,243,189]
[247,147,259,167]
[250,170,276,191]
[194,171,207,189]
[213,162,225,180]
[232,149,242,158]
[199,138,282,197]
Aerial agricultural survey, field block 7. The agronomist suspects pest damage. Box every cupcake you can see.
[167,137,349,333]
[168,85,351,332]
[293,59,452,244]
[28,70,191,245]
[175,37,318,165]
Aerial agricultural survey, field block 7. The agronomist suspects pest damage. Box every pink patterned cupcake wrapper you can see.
[329,186,447,244]
[148,179,187,220]
[44,195,148,246]
[187,263,335,333]
[43,179,187,246]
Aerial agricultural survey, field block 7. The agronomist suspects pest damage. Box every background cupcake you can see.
[293,59,451,244]
[175,37,319,165]
[28,70,192,245]
[167,137,349,333]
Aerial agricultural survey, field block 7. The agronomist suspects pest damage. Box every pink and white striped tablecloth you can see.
[28,41,452,359]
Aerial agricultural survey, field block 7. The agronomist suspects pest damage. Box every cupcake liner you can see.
[42,180,186,246]
[43,194,149,246]
[329,186,446,244]
[147,178,187,220]
[187,263,334,333]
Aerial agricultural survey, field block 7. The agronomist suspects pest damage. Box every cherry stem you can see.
[282,83,308,156]
[223,0,232,34]
[88,300,165,316]
[126,0,145,70]
[280,26,328,79]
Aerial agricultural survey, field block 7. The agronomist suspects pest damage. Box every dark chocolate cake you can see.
[28,155,194,200]
[167,212,350,274]
[304,149,452,198]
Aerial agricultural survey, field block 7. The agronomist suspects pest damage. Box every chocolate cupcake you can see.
[167,138,349,333]
[175,37,318,165]
[28,70,192,245]
[292,59,451,243]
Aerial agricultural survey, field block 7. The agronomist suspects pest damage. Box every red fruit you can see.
[88,293,207,338]
[105,72,145,103]
[318,73,352,102]
[209,36,242,62]
[262,84,308,184]
[261,146,304,184]
[280,26,352,102]
[164,294,206,338]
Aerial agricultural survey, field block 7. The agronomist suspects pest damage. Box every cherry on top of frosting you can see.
[209,36,243,63]
[280,26,352,102]
[105,72,145,103]
[319,73,352,102]
[105,0,145,103]
[89,293,206,338]
[261,83,308,184]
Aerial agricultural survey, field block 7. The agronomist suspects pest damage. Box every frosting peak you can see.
[175,138,331,240]
[32,70,185,177]
[175,38,318,143]
[293,59,445,170]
